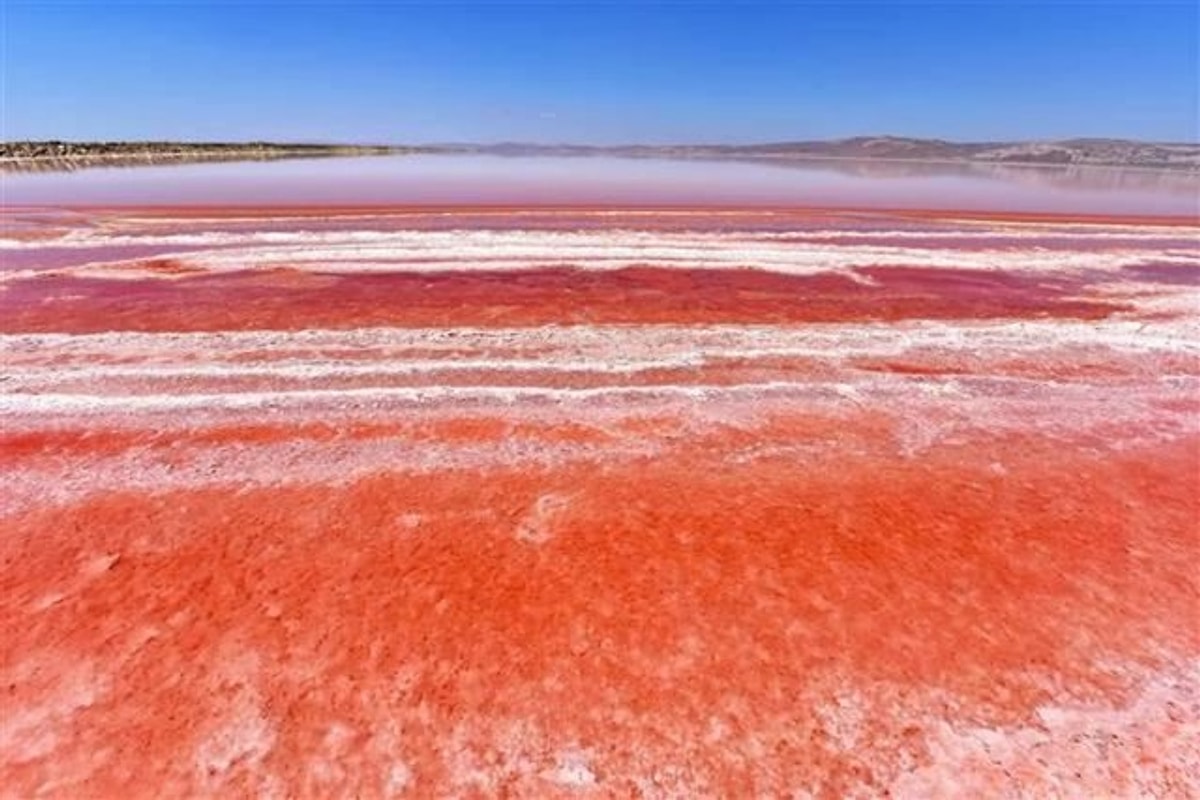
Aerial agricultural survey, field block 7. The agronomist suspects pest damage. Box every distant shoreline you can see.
[0,141,435,159]
[0,142,445,173]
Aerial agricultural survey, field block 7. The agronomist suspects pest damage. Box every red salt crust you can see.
[3,206,1197,795]
[0,265,1128,334]
[2,428,1196,796]
[0,408,861,465]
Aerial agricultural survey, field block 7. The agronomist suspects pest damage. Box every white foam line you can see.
[0,380,841,414]
[4,319,1197,360]
[963,219,1200,233]
[6,338,1199,387]
[1,355,713,383]
[82,242,1200,273]
[5,225,1195,250]
[4,226,1197,283]
[7,372,1200,416]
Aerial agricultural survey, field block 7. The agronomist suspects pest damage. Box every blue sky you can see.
[3,1,1197,143]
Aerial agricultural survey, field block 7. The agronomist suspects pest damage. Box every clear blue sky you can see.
[3,1,1197,144]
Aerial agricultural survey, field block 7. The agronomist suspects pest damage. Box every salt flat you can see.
[1,204,1197,797]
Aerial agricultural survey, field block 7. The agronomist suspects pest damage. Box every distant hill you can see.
[456,136,1200,170]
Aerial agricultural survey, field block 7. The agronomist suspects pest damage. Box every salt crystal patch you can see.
[544,748,598,788]
[516,492,573,545]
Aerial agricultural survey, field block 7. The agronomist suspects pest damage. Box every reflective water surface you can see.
[3,154,1197,214]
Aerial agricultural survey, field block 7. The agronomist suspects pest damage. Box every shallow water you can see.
[3,154,1197,215]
